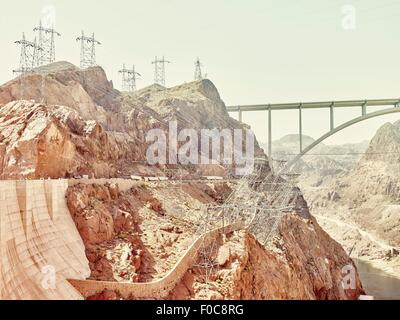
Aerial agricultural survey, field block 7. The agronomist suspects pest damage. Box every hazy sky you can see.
[1,0,400,146]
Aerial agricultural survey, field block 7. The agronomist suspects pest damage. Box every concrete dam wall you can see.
[0,180,90,300]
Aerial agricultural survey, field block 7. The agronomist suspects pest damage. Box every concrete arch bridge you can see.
[227,98,400,165]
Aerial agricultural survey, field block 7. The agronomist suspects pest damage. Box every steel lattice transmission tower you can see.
[13,33,42,75]
[76,31,101,69]
[119,64,141,92]
[33,21,61,66]
[152,56,170,86]
[194,57,203,81]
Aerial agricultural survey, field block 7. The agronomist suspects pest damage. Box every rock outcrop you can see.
[307,120,400,278]
[0,62,266,179]
[66,181,234,283]
[66,180,364,300]
[0,100,151,179]
[169,214,364,300]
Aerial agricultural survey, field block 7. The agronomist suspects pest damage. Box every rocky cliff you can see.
[307,121,400,277]
[0,100,149,179]
[0,62,265,179]
[169,215,364,300]
[65,180,364,300]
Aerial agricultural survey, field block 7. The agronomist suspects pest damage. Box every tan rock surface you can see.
[66,181,234,283]
[168,215,364,300]
[65,180,363,300]
[305,120,400,278]
[0,62,267,179]
[0,100,153,179]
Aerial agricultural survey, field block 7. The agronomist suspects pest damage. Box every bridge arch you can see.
[287,106,400,167]
[227,99,400,168]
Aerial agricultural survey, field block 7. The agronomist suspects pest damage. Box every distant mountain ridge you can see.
[307,120,400,257]
[261,134,369,187]
[361,120,400,164]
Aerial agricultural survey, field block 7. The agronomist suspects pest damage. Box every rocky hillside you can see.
[0,62,264,179]
[339,120,400,204]
[0,100,146,179]
[67,180,364,300]
[307,121,400,277]
[169,214,364,300]
[362,120,400,164]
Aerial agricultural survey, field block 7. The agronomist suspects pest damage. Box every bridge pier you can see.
[330,103,335,131]
[299,104,303,153]
[362,101,367,116]
[268,106,272,158]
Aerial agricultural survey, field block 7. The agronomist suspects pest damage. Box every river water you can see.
[353,259,400,300]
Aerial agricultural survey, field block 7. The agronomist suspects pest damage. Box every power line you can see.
[33,21,61,66]
[194,57,203,81]
[76,31,101,69]
[152,56,170,86]
[13,33,42,75]
[119,64,141,92]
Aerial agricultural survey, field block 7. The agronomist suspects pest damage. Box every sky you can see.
[1,0,400,146]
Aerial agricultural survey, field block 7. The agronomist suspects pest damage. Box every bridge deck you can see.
[227,98,400,112]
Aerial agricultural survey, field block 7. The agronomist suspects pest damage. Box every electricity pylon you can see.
[76,31,101,69]
[33,21,61,66]
[13,33,42,75]
[119,64,141,92]
[194,57,203,80]
[152,56,170,86]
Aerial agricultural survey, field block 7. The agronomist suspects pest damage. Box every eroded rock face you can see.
[341,121,400,203]
[169,215,364,300]
[66,181,234,283]
[305,120,400,278]
[0,62,111,124]
[66,180,364,300]
[0,101,151,179]
[0,62,156,179]
[66,183,159,282]
[311,121,400,219]
[0,62,267,179]
[67,183,121,245]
